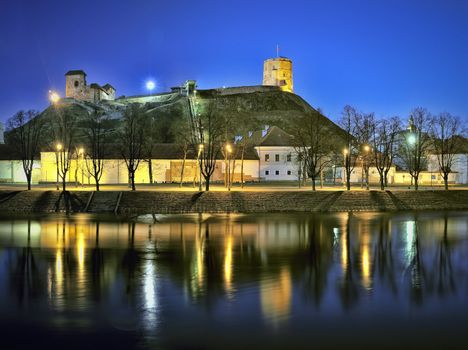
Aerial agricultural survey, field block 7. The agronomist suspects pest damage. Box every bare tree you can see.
[355,112,375,190]
[171,117,192,187]
[6,110,44,190]
[118,104,146,191]
[339,106,361,190]
[398,108,432,190]
[190,97,225,191]
[48,105,80,192]
[371,116,401,190]
[82,109,112,191]
[290,110,335,190]
[430,113,465,190]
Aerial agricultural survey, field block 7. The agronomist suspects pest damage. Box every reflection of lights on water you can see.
[77,234,85,268]
[144,260,156,309]
[361,244,371,289]
[341,233,348,272]
[405,221,416,264]
[76,230,86,306]
[143,257,158,328]
[260,268,292,326]
[224,234,233,294]
[52,248,64,309]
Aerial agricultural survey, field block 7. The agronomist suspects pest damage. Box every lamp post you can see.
[56,143,62,190]
[363,145,370,190]
[78,147,84,187]
[198,144,203,191]
[343,148,348,189]
[407,133,416,188]
[226,144,232,191]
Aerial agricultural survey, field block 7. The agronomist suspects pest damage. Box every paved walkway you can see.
[0,183,466,192]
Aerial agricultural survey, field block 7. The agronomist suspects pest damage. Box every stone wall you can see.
[0,190,466,215]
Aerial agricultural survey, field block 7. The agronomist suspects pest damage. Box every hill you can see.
[32,86,345,145]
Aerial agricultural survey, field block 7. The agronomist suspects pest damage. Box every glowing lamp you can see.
[408,134,416,145]
[146,80,156,91]
[49,90,60,104]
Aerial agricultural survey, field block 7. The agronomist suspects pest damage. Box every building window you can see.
[286,154,291,162]
[275,154,280,162]
[287,170,292,175]
[275,170,280,175]
[265,170,269,176]
[74,80,79,87]
[265,154,270,162]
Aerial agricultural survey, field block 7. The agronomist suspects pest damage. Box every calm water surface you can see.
[0,211,467,349]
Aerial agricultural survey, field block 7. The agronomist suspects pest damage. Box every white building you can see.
[255,126,299,181]
[427,153,468,185]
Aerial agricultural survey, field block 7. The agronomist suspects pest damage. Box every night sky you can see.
[1,0,467,124]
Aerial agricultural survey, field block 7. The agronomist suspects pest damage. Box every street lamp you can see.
[78,147,84,187]
[407,134,416,145]
[362,145,370,190]
[226,144,232,191]
[55,143,62,190]
[343,148,348,188]
[49,90,60,104]
[146,80,156,92]
[197,144,204,191]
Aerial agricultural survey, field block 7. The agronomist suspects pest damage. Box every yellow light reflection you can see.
[54,248,64,309]
[341,233,348,272]
[190,225,205,295]
[361,244,371,289]
[224,234,233,294]
[260,268,292,326]
[77,233,85,268]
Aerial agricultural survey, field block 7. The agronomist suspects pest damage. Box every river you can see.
[0,211,467,349]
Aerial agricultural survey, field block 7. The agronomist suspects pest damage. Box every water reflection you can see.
[0,211,467,349]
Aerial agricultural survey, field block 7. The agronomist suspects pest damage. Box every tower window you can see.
[74,80,79,87]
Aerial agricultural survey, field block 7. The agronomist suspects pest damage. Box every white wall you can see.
[255,146,299,181]
[0,160,41,183]
[427,154,467,184]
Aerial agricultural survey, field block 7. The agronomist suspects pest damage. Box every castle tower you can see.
[263,57,293,93]
[65,70,88,99]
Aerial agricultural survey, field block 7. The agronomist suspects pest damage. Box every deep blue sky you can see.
[1,0,467,124]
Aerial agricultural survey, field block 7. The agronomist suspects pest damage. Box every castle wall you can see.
[215,86,281,95]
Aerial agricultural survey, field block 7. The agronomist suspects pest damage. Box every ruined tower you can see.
[65,70,88,99]
[263,57,293,93]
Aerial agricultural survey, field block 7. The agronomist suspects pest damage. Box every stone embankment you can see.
[0,190,467,215]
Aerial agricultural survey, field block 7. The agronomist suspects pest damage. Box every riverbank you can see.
[0,190,467,215]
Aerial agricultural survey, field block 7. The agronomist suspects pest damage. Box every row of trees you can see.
[291,106,465,191]
[5,92,261,191]
[5,98,466,192]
